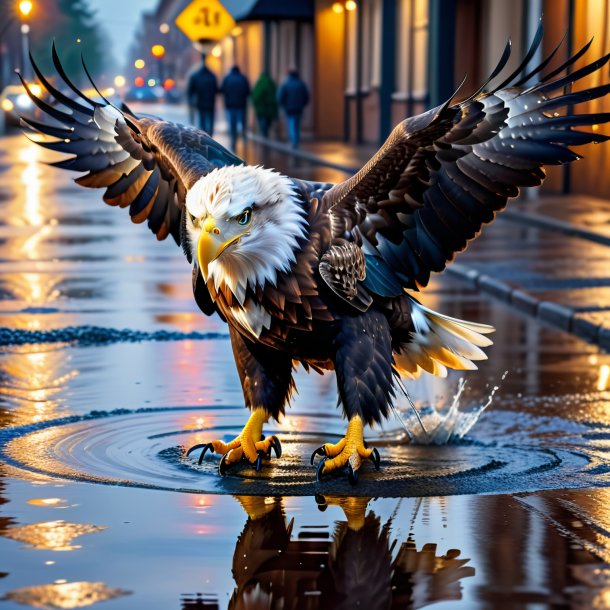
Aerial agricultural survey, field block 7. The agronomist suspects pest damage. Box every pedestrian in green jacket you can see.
[251,72,278,138]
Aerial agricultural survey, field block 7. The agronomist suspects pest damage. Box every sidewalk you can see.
[253,134,610,351]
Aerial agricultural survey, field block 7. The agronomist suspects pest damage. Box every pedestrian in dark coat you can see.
[251,72,278,138]
[187,56,218,136]
[277,69,310,149]
[221,65,250,150]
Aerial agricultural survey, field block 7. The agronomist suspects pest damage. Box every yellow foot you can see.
[310,415,380,485]
[186,408,281,475]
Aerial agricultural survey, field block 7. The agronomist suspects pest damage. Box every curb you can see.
[446,263,610,351]
[502,209,610,247]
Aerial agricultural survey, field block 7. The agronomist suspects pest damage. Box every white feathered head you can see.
[185,165,307,305]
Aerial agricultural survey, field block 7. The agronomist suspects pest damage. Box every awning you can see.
[235,0,314,21]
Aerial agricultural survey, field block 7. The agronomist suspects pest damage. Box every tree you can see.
[30,0,110,85]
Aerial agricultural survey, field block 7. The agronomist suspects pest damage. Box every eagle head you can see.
[185,165,307,305]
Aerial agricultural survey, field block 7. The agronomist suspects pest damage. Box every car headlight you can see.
[16,93,33,109]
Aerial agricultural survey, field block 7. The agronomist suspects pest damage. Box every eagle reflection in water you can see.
[182,496,474,610]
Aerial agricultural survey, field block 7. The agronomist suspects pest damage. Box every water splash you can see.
[399,372,508,445]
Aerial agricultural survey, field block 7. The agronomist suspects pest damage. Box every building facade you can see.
[140,0,609,198]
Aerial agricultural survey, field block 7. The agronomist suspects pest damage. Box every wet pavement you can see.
[1,105,610,608]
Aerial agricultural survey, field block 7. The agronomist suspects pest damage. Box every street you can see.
[0,104,609,608]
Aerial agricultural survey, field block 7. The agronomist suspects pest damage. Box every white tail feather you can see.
[394,298,495,380]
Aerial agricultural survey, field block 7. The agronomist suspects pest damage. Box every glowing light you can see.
[3,581,130,609]
[1,98,14,112]
[151,44,165,59]
[3,520,106,551]
[19,1,33,17]
[16,92,32,109]
[103,87,115,96]
[76,38,81,43]
[147,78,156,87]
[134,76,144,87]
[211,45,221,58]
[163,78,175,91]
[28,83,41,96]
[134,58,145,69]
[332,2,344,13]
[598,364,610,391]
[231,26,243,36]
[159,22,170,34]
[113,75,126,88]
[20,23,29,34]
[27,498,65,506]
[345,0,357,10]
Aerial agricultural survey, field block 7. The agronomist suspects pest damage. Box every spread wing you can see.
[322,27,610,302]
[19,44,242,256]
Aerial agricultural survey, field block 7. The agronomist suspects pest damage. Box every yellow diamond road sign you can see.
[175,0,236,43]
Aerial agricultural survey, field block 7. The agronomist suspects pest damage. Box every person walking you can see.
[221,65,250,150]
[277,69,309,149]
[251,72,278,138]
[186,55,218,136]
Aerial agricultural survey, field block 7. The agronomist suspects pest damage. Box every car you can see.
[124,85,164,103]
[0,82,50,131]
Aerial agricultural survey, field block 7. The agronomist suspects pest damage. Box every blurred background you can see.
[0,0,609,195]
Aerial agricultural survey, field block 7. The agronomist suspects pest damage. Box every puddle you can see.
[0,403,607,497]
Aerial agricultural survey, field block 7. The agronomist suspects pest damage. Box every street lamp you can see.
[151,45,165,82]
[18,1,32,16]
[18,1,33,79]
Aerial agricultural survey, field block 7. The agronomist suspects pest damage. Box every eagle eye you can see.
[236,207,252,226]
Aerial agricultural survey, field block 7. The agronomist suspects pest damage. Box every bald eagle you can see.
[21,31,610,483]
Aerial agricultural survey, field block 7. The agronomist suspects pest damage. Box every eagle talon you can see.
[371,447,381,470]
[310,445,327,465]
[254,449,266,472]
[186,442,214,465]
[218,451,230,476]
[348,463,359,486]
[270,436,282,458]
[316,457,328,482]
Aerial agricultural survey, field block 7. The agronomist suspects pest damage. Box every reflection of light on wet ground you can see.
[19,144,42,227]
[597,364,610,392]
[2,520,106,551]
[2,581,130,609]
[0,346,79,425]
[569,563,610,609]
[27,498,66,507]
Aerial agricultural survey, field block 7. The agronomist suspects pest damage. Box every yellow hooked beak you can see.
[197,217,248,281]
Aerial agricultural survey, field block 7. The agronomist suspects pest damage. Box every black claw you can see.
[310,445,327,465]
[270,436,282,459]
[218,451,230,476]
[371,447,381,470]
[260,434,265,441]
[254,449,266,472]
[316,457,328,482]
[186,442,214,465]
[348,463,359,486]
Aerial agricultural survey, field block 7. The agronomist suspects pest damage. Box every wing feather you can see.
[20,47,242,249]
[323,27,610,294]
